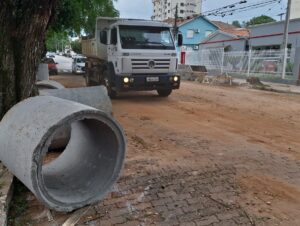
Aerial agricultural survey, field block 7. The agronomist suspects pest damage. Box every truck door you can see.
[108,27,118,70]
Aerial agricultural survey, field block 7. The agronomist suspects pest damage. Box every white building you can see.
[152,0,202,21]
[291,0,300,19]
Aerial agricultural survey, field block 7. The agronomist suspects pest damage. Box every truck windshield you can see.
[76,58,86,63]
[119,26,175,50]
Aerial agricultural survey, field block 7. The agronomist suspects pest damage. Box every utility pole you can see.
[173,4,179,38]
[281,0,292,79]
[278,13,285,21]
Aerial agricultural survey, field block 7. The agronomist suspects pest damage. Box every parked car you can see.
[42,57,58,75]
[46,52,56,58]
[72,56,86,74]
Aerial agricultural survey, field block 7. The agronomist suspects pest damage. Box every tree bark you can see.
[0,0,57,118]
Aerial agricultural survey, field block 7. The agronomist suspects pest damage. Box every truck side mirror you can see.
[177,34,183,47]
[100,30,108,45]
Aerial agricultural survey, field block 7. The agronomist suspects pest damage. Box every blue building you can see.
[165,16,219,51]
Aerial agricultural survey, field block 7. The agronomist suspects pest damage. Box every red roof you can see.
[211,21,249,37]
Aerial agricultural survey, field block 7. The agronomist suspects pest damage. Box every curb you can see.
[0,164,14,226]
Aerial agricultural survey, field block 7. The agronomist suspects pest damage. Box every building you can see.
[199,22,249,51]
[291,0,300,19]
[166,17,248,52]
[165,16,219,51]
[199,18,300,52]
[198,19,300,78]
[152,0,202,21]
[249,18,300,50]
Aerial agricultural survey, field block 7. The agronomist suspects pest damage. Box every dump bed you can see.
[82,39,97,58]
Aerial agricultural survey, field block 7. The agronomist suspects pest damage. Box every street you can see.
[53,55,73,73]
[13,76,300,226]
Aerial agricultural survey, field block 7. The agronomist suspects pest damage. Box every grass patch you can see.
[8,179,30,226]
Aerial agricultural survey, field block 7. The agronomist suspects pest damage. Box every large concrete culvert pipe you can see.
[40,86,112,115]
[36,80,65,90]
[40,86,113,150]
[0,96,126,212]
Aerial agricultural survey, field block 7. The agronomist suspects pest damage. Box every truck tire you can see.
[85,73,92,87]
[103,70,117,99]
[157,89,172,97]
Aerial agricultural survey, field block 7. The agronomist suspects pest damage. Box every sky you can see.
[113,0,288,23]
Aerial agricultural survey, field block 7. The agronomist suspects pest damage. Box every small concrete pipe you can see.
[36,63,49,81]
[36,80,65,90]
[40,86,112,115]
[0,96,126,212]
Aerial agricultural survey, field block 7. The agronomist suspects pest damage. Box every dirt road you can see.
[10,76,300,226]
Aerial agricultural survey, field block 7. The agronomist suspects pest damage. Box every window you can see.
[180,10,184,14]
[100,30,107,44]
[119,26,175,50]
[111,27,117,45]
[205,30,213,37]
[187,29,194,38]
[76,58,86,63]
[180,3,184,6]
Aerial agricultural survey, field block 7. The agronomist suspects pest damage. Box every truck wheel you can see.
[85,73,92,87]
[157,89,172,97]
[103,71,117,99]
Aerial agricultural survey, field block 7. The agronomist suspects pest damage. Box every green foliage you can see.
[8,179,29,225]
[71,40,82,53]
[46,30,69,52]
[46,0,118,52]
[286,62,294,73]
[232,20,241,28]
[245,15,276,27]
[51,0,119,36]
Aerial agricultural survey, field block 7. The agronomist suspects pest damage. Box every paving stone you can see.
[109,208,129,217]
[180,222,197,226]
[152,197,173,207]
[216,210,241,221]
[195,215,219,226]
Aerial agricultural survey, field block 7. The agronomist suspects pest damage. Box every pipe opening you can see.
[43,126,71,165]
[41,117,121,205]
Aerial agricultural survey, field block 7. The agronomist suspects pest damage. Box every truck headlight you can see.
[123,77,129,83]
[174,76,179,82]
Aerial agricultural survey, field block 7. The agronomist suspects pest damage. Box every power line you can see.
[203,0,248,15]
[202,0,281,18]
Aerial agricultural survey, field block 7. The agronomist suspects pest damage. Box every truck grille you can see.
[131,59,170,70]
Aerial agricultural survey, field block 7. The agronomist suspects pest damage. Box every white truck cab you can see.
[82,17,182,98]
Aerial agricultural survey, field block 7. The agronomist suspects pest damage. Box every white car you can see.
[72,56,86,74]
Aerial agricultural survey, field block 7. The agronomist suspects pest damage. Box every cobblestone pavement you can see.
[22,163,254,226]
[9,80,300,226]
[77,165,254,226]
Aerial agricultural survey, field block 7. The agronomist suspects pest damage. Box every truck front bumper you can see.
[114,74,180,91]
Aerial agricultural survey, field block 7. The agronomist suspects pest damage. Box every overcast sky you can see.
[114,0,288,23]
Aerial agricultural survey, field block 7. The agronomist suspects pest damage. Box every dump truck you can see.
[82,17,182,98]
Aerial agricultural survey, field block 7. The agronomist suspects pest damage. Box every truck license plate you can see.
[146,77,159,82]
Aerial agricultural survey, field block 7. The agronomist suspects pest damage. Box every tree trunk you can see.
[0,0,57,118]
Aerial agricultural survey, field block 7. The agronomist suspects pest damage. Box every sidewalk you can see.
[0,163,14,226]
[234,78,300,94]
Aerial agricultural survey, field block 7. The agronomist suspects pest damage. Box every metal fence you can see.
[183,48,297,80]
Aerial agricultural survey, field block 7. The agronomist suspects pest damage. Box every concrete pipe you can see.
[40,86,112,115]
[0,96,126,212]
[36,80,65,90]
[36,63,49,81]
